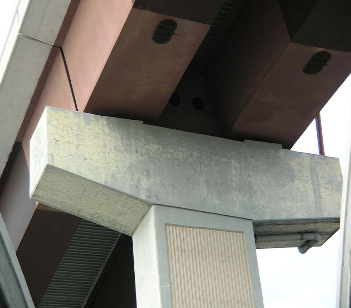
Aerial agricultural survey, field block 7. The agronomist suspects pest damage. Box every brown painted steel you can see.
[19,0,133,164]
[154,68,219,136]
[133,0,224,25]
[62,0,133,112]
[54,0,81,47]
[229,44,351,148]
[85,8,209,121]
[290,0,351,52]
[207,0,351,148]
[207,0,290,136]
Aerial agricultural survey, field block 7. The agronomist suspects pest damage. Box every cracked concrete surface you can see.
[0,0,71,178]
[30,107,342,235]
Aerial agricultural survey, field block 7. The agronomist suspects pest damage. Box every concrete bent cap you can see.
[30,107,342,236]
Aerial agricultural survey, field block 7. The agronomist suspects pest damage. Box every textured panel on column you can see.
[166,225,254,308]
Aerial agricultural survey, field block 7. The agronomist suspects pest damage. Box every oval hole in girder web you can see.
[168,93,180,105]
[303,51,331,75]
[192,97,204,110]
[152,19,177,44]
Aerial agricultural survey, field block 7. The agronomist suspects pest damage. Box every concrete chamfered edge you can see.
[0,0,71,178]
[0,213,34,307]
[30,107,342,240]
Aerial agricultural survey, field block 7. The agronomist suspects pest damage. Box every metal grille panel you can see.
[39,220,120,308]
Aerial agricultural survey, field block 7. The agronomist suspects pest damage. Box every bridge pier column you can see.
[133,205,263,308]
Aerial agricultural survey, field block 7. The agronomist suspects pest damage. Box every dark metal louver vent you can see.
[303,51,331,75]
[153,19,177,44]
[39,220,121,308]
[192,0,235,63]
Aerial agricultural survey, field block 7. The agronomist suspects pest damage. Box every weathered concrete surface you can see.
[0,0,71,178]
[0,213,34,307]
[254,218,339,249]
[30,107,342,235]
[20,0,71,45]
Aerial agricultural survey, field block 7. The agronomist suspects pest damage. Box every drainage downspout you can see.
[255,233,322,254]
[316,113,325,156]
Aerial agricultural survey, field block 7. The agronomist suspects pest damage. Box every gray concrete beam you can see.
[30,107,342,236]
[0,0,71,178]
[0,213,34,308]
[20,0,71,46]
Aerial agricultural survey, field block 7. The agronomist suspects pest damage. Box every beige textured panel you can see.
[166,225,254,308]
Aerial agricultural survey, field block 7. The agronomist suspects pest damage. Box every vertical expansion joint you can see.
[59,47,78,111]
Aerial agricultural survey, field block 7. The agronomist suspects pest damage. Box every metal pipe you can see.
[255,233,321,243]
[255,233,322,254]
[298,234,322,254]
[316,113,325,156]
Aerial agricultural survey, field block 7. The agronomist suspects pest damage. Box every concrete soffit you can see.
[0,0,71,178]
[0,213,34,307]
